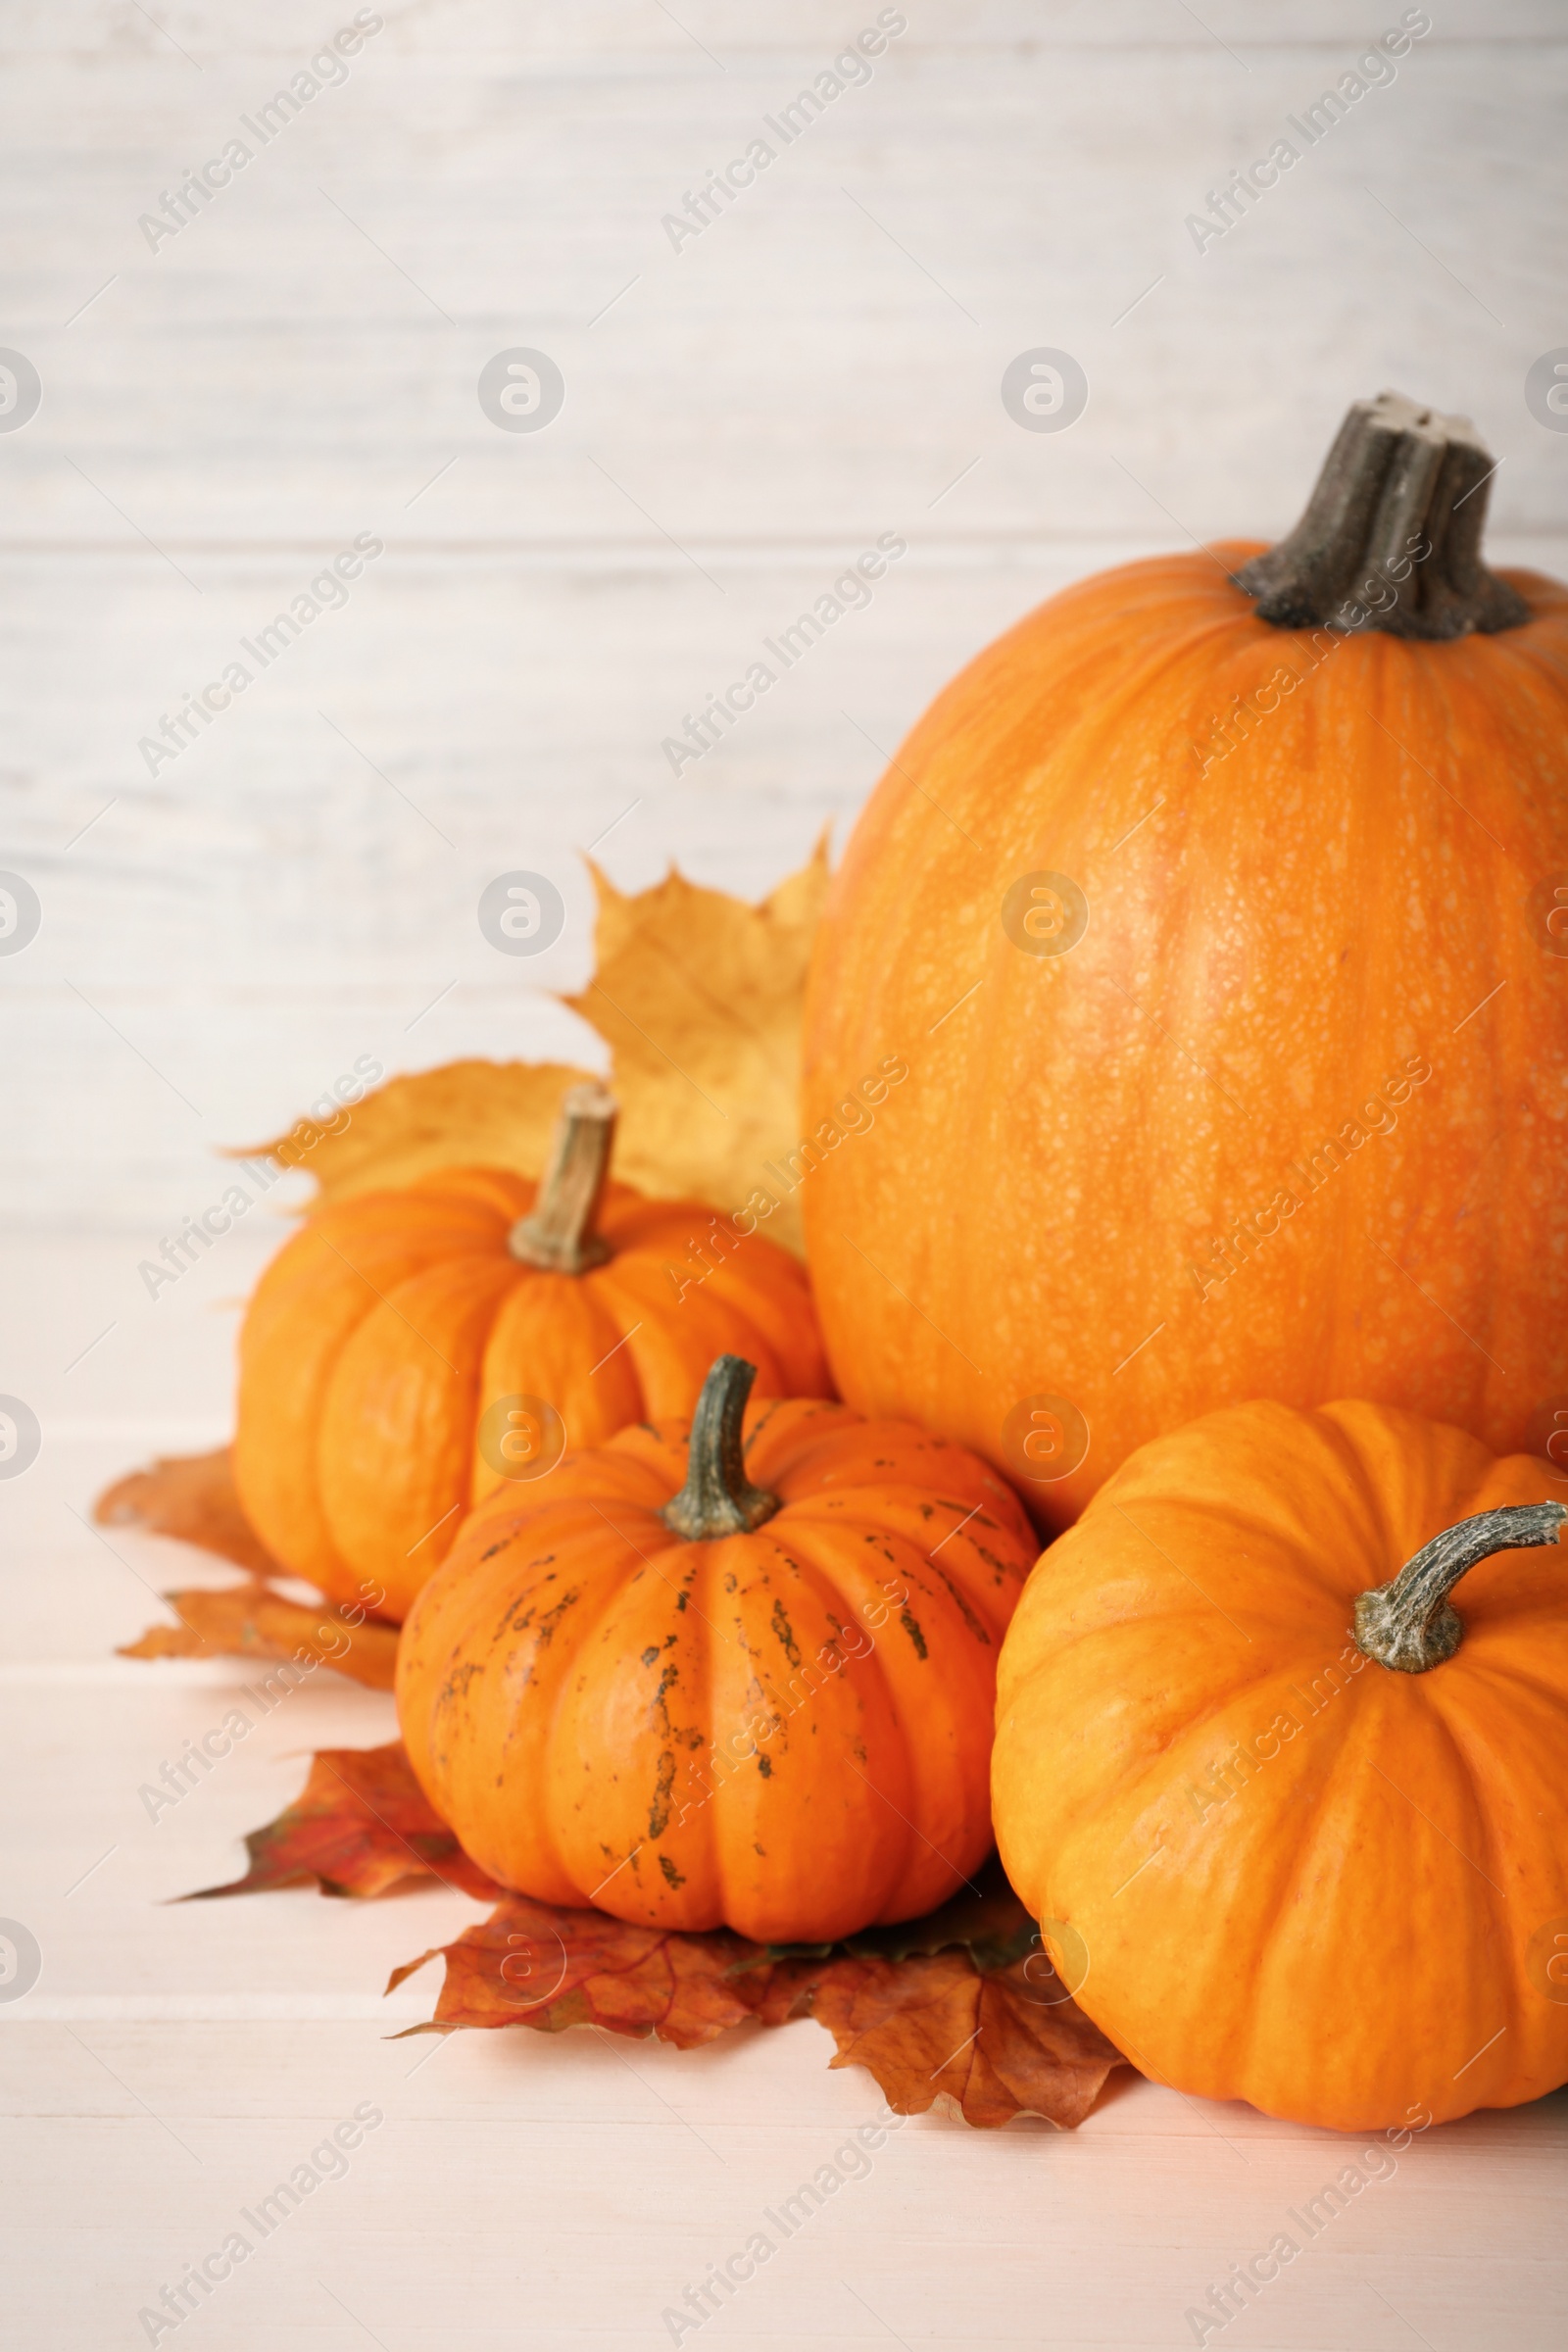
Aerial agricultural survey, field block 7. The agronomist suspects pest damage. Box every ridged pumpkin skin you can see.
[233,1167,829,1621]
[801,547,1568,1526]
[993,1399,1568,2131]
[396,1395,1036,1942]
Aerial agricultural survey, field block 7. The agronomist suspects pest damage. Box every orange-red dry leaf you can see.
[117,1580,400,1691]
[96,1446,279,1578]
[198,1741,1126,2127]
[802,1949,1128,2129]
[766,1852,1038,1972]
[190,1741,499,1901]
[99,1446,399,1688]
[394,1906,1126,2124]
[389,1894,772,2050]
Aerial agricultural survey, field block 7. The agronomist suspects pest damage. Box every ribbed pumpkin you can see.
[396,1354,1036,1941]
[802,392,1568,1526]
[234,1086,830,1621]
[993,1398,1568,2131]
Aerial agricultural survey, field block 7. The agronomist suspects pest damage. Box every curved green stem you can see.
[661,1355,781,1542]
[1353,1501,1566,1673]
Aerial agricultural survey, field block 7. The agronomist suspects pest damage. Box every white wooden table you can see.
[5,5,1568,2344]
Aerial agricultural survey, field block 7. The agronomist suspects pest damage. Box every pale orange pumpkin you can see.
[993,1398,1568,2130]
[397,1354,1037,1942]
[801,391,1568,1526]
[233,1086,830,1620]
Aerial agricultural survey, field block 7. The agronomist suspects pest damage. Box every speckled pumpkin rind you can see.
[396,1396,1037,1943]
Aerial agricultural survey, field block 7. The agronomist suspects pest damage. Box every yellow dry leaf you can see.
[236,845,829,1250]
[565,839,829,1254]
[237,1058,595,1208]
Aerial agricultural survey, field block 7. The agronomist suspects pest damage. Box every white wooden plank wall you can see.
[3,6,1567,2347]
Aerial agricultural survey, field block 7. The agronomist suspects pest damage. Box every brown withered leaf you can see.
[96,1446,279,1579]
[201,1743,1126,2127]
[564,841,829,1252]
[99,1446,398,1689]
[390,1895,773,2051]
[798,1950,1127,2130]
[767,1851,1037,1971]
[118,1580,400,1691]
[236,1057,594,1208]
[395,1905,1122,2125]
[189,1742,499,1901]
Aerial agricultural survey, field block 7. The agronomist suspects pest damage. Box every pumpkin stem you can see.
[507,1082,616,1274]
[661,1355,782,1541]
[1353,1500,1566,1673]
[1234,390,1529,641]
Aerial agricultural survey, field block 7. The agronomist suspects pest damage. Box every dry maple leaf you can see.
[117,1582,400,1691]
[232,847,828,1250]
[564,841,829,1252]
[796,1949,1127,2130]
[766,1853,1038,1970]
[389,1895,773,2051]
[97,1446,279,1579]
[236,1057,594,1209]
[100,1447,398,1690]
[394,1900,1123,2125]
[196,1740,1128,2128]
[188,1742,498,1901]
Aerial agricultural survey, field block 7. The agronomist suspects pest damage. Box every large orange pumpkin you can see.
[801,392,1568,1526]
[234,1086,830,1621]
[396,1353,1036,1941]
[993,1398,1568,2131]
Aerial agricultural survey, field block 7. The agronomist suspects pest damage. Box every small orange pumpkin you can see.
[233,1086,829,1621]
[396,1354,1037,1942]
[993,1398,1568,2130]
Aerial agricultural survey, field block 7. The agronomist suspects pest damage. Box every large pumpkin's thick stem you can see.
[661,1355,781,1541]
[1234,390,1529,641]
[1354,1501,1566,1673]
[508,1082,616,1274]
